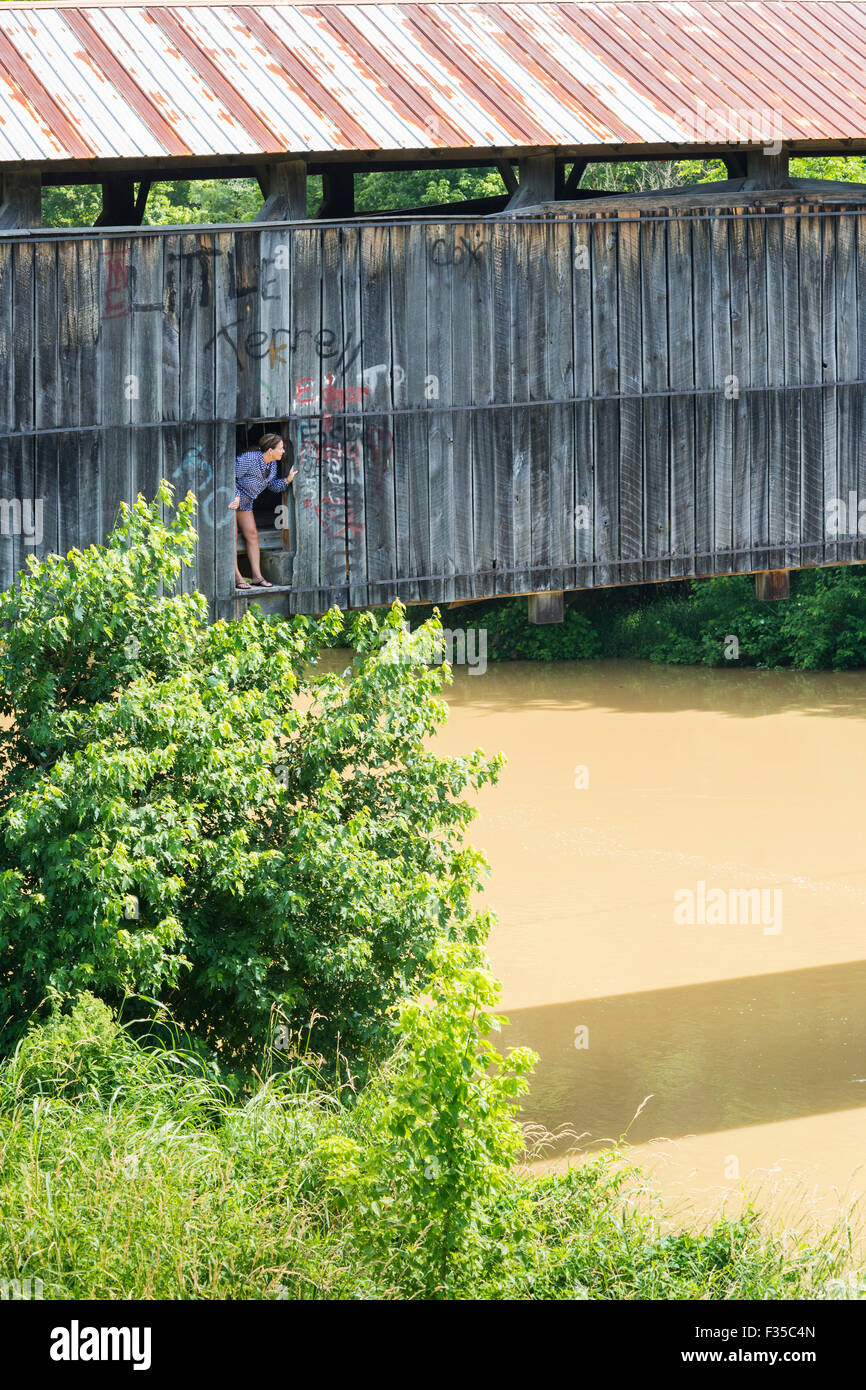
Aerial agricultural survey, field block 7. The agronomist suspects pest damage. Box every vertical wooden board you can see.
[128,235,163,510]
[0,243,13,440]
[73,240,100,560]
[129,236,163,425]
[391,221,426,602]
[856,212,866,562]
[33,429,59,561]
[592,210,619,586]
[180,423,210,604]
[99,427,130,548]
[162,233,181,427]
[180,232,214,426]
[288,226,323,615]
[546,216,575,593]
[427,221,456,604]
[691,209,715,576]
[617,209,642,584]
[640,212,667,582]
[58,244,81,435]
[0,244,20,584]
[76,430,102,552]
[76,237,101,431]
[710,215,733,575]
[257,223,291,422]
[12,242,34,439]
[572,213,593,588]
[233,226,260,423]
[212,421,237,616]
[835,210,858,565]
[340,224,367,613]
[319,224,349,608]
[450,220,476,599]
[11,241,34,439]
[1,436,33,585]
[669,213,696,578]
[361,223,398,607]
[746,213,769,573]
[258,222,292,565]
[821,211,840,563]
[178,232,200,459]
[765,212,785,572]
[98,237,132,537]
[213,231,239,430]
[527,217,553,597]
[782,209,802,571]
[467,219,495,598]
[0,440,14,592]
[35,241,59,431]
[799,207,823,570]
[129,423,162,513]
[159,423,190,595]
[510,217,533,596]
[56,430,81,560]
[728,209,751,574]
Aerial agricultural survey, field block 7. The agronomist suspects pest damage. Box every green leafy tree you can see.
[320,936,536,1297]
[0,484,502,1067]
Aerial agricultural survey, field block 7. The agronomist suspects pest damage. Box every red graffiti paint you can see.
[303,494,365,540]
[101,252,130,320]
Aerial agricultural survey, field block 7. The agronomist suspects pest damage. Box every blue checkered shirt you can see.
[235,450,291,511]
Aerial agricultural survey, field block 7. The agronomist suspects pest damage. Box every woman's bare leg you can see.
[236,508,269,585]
[234,511,249,587]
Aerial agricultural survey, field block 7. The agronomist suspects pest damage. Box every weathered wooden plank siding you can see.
[691,208,715,578]
[428,220,457,603]
[2,198,865,614]
[617,209,642,586]
[641,212,668,583]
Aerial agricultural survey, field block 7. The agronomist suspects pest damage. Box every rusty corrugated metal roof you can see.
[1,2,866,166]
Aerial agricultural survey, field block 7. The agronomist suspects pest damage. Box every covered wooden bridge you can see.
[3,1,866,619]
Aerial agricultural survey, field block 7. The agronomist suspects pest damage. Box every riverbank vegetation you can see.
[382,565,866,671]
[0,488,859,1299]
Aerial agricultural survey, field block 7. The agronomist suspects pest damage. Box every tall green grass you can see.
[0,991,857,1300]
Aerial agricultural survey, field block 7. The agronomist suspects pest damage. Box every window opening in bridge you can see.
[233,421,294,589]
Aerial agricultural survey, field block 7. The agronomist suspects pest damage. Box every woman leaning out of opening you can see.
[228,432,297,589]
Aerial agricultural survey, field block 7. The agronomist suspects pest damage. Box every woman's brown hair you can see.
[259,432,283,454]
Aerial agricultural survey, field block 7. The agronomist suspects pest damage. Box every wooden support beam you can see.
[743,150,789,189]
[135,179,152,222]
[95,174,149,227]
[255,158,307,221]
[366,193,508,219]
[561,157,588,197]
[506,153,555,209]
[528,591,565,624]
[0,169,41,228]
[317,168,354,219]
[496,158,518,194]
[722,153,747,179]
[755,569,790,601]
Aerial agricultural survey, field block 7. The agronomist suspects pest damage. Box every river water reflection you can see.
[430,658,866,1232]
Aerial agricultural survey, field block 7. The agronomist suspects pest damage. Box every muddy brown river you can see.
[428,657,866,1240]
